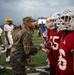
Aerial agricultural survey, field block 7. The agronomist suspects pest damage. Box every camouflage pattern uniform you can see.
[10,28,38,75]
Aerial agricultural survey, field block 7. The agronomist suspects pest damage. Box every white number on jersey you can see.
[58,49,67,70]
[50,36,59,50]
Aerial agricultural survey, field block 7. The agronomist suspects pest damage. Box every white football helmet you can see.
[46,12,61,29]
[46,15,52,28]
[56,9,74,31]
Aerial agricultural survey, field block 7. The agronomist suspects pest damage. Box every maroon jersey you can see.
[58,31,74,75]
[47,28,64,75]
[48,29,64,62]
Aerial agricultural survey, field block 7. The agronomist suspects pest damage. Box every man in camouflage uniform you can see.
[10,16,39,75]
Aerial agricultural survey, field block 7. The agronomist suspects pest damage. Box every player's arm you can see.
[73,51,74,71]
[0,36,5,50]
[12,25,14,39]
[38,42,51,51]
[0,35,3,45]
[0,28,3,45]
[0,29,5,49]
[71,49,74,71]
[45,42,51,49]
[5,31,10,45]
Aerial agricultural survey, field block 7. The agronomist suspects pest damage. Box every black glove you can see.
[29,48,38,55]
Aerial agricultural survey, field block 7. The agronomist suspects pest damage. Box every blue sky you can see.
[0,0,74,25]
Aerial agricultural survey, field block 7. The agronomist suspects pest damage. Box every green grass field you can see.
[0,29,48,75]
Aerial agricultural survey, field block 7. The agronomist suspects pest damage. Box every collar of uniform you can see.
[22,28,31,34]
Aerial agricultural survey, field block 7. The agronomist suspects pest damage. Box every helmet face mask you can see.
[46,19,56,29]
[61,16,71,24]
[46,12,61,29]
[55,9,74,31]
[8,21,13,25]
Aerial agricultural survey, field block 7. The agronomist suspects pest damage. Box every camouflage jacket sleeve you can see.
[22,32,38,55]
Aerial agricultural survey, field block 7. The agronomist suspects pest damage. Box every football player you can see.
[39,12,64,75]
[46,12,65,75]
[0,27,5,70]
[56,9,74,75]
[4,18,14,62]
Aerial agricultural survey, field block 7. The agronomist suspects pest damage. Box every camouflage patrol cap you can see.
[23,16,36,24]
